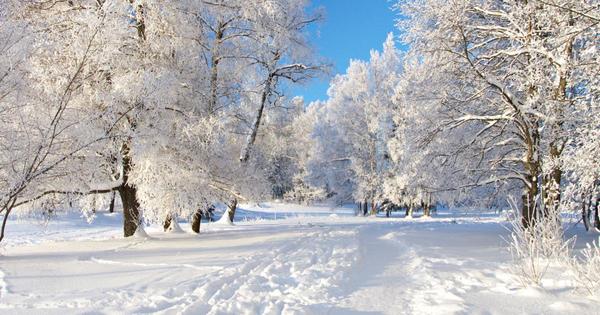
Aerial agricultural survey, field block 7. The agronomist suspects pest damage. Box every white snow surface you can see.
[0,203,597,314]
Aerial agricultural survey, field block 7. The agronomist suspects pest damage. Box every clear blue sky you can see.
[290,0,402,104]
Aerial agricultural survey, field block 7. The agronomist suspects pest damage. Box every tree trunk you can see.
[163,213,172,232]
[240,52,283,163]
[594,200,600,230]
[362,199,368,216]
[521,132,540,229]
[191,208,202,233]
[227,198,238,223]
[424,202,431,217]
[208,21,225,115]
[370,199,377,216]
[119,184,140,237]
[542,146,562,218]
[119,142,140,238]
[108,191,116,213]
[521,182,538,229]
[541,34,572,220]
[239,74,273,162]
[593,188,600,230]
[0,207,12,244]
[134,3,146,41]
[407,204,414,217]
[582,191,591,231]
[521,160,540,229]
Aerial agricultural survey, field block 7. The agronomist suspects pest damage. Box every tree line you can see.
[289,0,599,228]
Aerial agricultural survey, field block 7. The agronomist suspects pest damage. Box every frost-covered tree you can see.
[396,0,600,226]
[299,35,402,213]
[11,0,198,236]
[563,90,600,230]
[0,0,325,240]
[0,0,124,240]
[238,0,325,163]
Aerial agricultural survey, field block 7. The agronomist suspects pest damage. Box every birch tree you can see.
[238,0,324,163]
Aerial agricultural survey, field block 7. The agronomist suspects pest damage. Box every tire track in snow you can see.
[88,257,221,272]
[176,227,360,315]
[47,226,360,314]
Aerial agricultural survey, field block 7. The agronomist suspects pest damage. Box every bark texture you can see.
[191,209,202,233]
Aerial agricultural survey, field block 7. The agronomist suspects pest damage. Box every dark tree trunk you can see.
[108,191,116,213]
[119,184,140,237]
[239,74,273,162]
[521,187,537,229]
[240,52,283,163]
[521,157,540,229]
[362,200,368,216]
[0,208,12,243]
[424,202,431,217]
[163,214,172,232]
[208,20,225,115]
[593,191,600,230]
[594,206,600,230]
[582,192,590,231]
[119,142,140,238]
[541,36,571,219]
[134,4,146,41]
[542,157,562,218]
[191,209,202,233]
[227,199,238,223]
[519,115,541,229]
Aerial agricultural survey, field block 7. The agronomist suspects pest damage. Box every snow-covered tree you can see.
[0,0,124,240]
[396,0,600,225]
[0,0,326,240]
[299,34,402,213]
[238,0,325,163]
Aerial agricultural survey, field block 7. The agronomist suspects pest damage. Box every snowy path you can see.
[334,221,593,315]
[0,209,597,314]
[331,221,483,314]
[0,216,363,314]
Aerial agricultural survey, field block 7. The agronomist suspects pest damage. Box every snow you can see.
[214,212,234,226]
[166,220,185,234]
[0,204,597,314]
[133,225,151,239]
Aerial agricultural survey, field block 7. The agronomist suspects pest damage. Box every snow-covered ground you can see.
[0,203,597,314]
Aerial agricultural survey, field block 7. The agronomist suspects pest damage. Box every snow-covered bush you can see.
[569,240,600,296]
[507,198,575,286]
[284,175,327,205]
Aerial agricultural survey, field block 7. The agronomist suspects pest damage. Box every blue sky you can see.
[289,0,401,104]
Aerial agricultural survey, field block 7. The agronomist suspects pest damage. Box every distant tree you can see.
[298,35,402,213]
